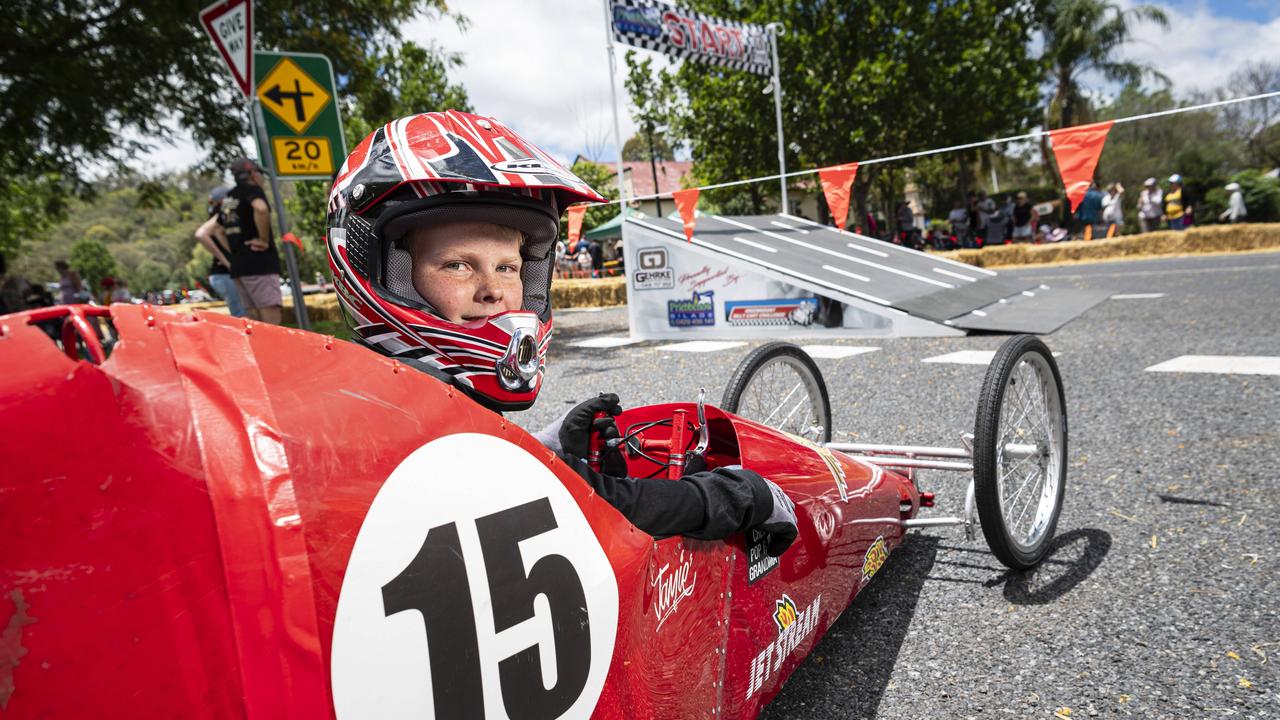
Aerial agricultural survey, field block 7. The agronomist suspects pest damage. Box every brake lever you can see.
[693,387,709,456]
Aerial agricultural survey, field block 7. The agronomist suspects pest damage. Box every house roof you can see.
[623,160,693,197]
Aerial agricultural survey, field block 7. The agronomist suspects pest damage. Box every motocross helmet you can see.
[326,110,605,411]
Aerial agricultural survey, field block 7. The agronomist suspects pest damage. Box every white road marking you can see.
[770,220,809,234]
[933,267,979,282]
[733,235,778,253]
[571,336,642,348]
[1110,293,1166,299]
[656,340,747,353]
[1144,355,1280,376]
[801,345,880,359]
[822,265,871,283]
[922,350,998,365]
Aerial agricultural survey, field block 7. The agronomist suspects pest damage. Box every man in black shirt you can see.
[217,157,283,324]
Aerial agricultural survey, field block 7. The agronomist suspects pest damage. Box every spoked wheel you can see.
[722,342,832,443]
[973,335,1068,569]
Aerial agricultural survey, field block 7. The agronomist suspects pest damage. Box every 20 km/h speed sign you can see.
[253,51,346,179]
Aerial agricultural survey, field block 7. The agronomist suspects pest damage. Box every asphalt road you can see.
[512,250,1280,720]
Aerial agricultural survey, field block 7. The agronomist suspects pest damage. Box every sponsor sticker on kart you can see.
[862,536,889,583]
[650,546,696,631]
[790,434,849,502]
[746,592,822,700]
[724,298,818,327]
[667,291,715,327]
[746,527,778,584]
[633,268,675,290]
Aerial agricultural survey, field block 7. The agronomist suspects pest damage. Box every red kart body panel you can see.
[0,304,918,719]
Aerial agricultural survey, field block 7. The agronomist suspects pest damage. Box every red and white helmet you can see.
[327,110,605,411]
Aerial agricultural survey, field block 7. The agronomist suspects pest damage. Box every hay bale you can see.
[934,223,1280,268]
[552,277,627,309]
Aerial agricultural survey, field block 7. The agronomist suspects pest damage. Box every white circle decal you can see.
[331,433,619,719]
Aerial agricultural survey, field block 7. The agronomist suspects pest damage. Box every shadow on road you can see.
[761,535,941,720]
[984,528,1112,605]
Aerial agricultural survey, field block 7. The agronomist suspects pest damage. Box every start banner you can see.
[610,0,771,76]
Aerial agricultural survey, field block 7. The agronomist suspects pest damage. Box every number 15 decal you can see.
[383,498,591,719]
[332,434,618,720]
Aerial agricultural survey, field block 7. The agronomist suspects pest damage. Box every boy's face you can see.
[406,221,524,323]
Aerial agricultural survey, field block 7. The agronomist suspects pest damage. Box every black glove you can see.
[558,392,623,458]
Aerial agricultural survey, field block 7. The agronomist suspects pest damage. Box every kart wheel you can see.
[722,342,832,443]
[973,335,1067,570]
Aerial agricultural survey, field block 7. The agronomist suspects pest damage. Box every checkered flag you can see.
[610,0,772,76]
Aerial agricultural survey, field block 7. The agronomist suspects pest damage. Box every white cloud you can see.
[403,0,645,166]
[1115,0,1280,93]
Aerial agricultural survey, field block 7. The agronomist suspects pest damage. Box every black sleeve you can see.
[558,453,773,540]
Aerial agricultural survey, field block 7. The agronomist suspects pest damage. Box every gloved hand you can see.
[759,478,798,557]
[533,393,626,474]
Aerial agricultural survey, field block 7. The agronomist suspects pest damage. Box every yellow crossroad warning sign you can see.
[257,57,331,134]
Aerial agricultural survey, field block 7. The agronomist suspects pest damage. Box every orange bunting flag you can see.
[566,205,587,246]
[1049,120,1114,213]
[672,188,700,241]
[281,232,303,250]
[818,162,859,230]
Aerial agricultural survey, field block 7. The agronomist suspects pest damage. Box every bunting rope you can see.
[601,89,1280,207]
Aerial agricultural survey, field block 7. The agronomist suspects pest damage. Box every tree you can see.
[133,259,172,294]
[667,1,1044,217]
[1036,0,1169,175]
[565,159,620,234]
[622,133,675,162]
[69,236,117,294]
[1217,61,1280,169]
[1,0,459,256]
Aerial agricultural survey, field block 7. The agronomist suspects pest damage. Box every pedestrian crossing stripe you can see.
[800,346,879,360]
[1144,355,1280,376]
[655,340,747,353]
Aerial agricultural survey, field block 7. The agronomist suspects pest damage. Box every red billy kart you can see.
[0,304,1067,719]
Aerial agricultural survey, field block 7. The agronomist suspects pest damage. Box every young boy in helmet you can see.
[326,111,796,556]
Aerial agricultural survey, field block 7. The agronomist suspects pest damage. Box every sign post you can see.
[199,0,254,97]
[251,51,348,331]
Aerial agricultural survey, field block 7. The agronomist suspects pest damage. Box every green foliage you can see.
[69,236,117,294]
[622,133,675,162]
[668,0,1043,217]
[623,51,681,161]
[1,0,456,257]
[564,160,620,233]
[134,259,173,295]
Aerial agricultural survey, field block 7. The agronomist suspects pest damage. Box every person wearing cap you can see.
[1163,174,1189,231]
[1101,182,1125,236]
[208,158,283,323]
[1138,178,1162,234]
[1219,182,1247,223]
[194,186,245,318]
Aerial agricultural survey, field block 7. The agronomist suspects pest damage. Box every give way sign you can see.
[200,0,254,97]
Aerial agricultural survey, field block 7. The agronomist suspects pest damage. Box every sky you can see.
[142,0,1280,174]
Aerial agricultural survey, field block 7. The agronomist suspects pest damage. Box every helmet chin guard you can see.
[325,110,603,411]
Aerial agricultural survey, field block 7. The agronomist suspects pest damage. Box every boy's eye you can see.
[442,261,468,271]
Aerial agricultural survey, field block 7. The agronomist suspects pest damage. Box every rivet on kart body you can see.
[145,315,156,328]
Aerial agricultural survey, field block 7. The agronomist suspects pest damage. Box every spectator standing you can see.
[587,238,604,278]
[1076,182,1105,239]
[1011,192,1037,243]
[111,279,132,304]
[1219,182,1247,223]
[222,158,283,323]
[1101,182,1125,236]
[947,198,970,247]
[985,196,1010,246]
[54,261,86,304]
[1137,178,1162,233]
[1164,174,1189,231]
[970,191,990,248]
[194,186,245,317]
